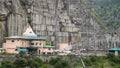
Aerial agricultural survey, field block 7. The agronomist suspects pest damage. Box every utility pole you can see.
[79,48,86,68]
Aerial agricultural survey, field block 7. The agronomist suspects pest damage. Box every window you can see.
[31,43,34,45]
[11,40,14,42]
[36,43,38,45]
[39,43,41,45]
[43,52,45,55]
[47,52,51,55]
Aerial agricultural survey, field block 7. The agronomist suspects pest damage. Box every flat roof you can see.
[5,36,46,40]
[17,48,27,51]
[108,48,120,51]
[43,45,55,48]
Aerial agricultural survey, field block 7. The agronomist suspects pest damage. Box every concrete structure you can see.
[58,43,72,51]
[2,26,54,55]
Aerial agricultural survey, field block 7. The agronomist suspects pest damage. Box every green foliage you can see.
[27,57,43,68]
[0,57,43,68]
[28,59,40,68]
[107,21,120,30]
[46,41,52,46]
[49,57,70,68]
[73,61,82,68]
[54,60,70,68]
[83,58,92,66]
[84,55,99,66]
[19,0,28,7]
[106,53,120,65]
[28,16,32,24]
[89,55,97,62]
[49,57,61,65]
[14,58,27,68]
[83,55,106,67]
[106,53,115,59]
[1,60,15,68]
[33,57,42,64]
[2,56,120,68]
[40,64,48,68]
[85,0,120,30]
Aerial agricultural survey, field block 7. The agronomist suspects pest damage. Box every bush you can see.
[55,60,70,68]
[27,57,43,68]
[19,0,28,7]
[89,55,97,62]
[33,57,42,64]
[106,53,115,59]
[1,60,15,68]
[83,58,92,66]
[14,58,27,68]
[40,64,48,68]
[49,57,70,68]
[49,57,61,65]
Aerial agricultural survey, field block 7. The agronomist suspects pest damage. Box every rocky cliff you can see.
[0,0,105,50]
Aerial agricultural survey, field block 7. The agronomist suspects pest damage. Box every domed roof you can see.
[23,26,37,36]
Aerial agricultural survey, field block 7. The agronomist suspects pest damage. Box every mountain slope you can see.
[85,0,120,30]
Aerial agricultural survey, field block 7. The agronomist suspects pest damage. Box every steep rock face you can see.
[28,0,101,41]
[0,0,28,36]
[0,0,8,46]
[29,0,81,43]
[6,0,28,36]
[0,22,5,46]
[0,0,28,46]
[0,0,104,50]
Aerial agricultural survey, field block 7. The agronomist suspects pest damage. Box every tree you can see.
[49,57,61,65]
[49,57,70,68]
[14,58,27,68]
[1,60,15,68]
[40,64,48,68]
[54,60,70,68]
[27,57,43,68]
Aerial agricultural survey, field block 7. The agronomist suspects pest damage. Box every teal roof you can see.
[43,45,55,48]
[17,48,27,52]
[108,48,120,51]
[5,36,46,40]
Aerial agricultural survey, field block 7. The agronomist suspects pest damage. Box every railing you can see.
[29,45,42,47]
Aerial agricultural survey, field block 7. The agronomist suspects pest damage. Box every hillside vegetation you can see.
[1,54,120,68]
[85,0,120,30]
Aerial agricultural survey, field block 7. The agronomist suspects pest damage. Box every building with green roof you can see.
[2,26,54,55]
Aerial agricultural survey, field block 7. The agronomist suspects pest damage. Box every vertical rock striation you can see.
[0,0,105,50]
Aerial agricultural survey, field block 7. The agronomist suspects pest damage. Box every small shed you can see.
[108,48,120,56]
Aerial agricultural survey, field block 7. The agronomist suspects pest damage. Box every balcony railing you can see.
[29,45,42,47]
